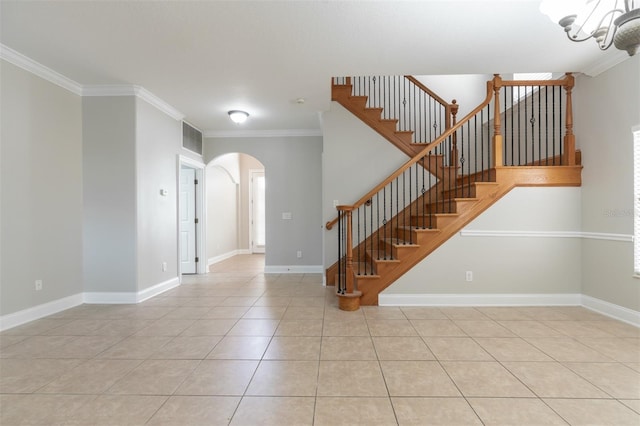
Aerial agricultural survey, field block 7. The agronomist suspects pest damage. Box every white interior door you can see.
[180,167,197,273]
[250,170,265,254]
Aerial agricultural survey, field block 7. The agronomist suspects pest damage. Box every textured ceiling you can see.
[0,0,629,134]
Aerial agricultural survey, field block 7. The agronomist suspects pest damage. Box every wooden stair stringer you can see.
[356,165,583,306]
[332,84,446,180]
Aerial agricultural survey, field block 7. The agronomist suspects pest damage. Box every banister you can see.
[404,76,451,110]
[325,78,496,231]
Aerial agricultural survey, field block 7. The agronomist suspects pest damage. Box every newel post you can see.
[336,206,361,311]
[343,208,355,295]
[563,73,576,166]
[450,100,459,166]
[492,74,503,167]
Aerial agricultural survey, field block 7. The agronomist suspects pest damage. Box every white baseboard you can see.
[378,293,582,307]
[264,265,324,274]
[83,292,138,304]
[582,295,640,327]
[137,277,180,302]
[208,249,252,266]
[84,277,180,304]
[0,293,84,331]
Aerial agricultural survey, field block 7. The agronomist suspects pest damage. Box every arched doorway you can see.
[206,153,265,271]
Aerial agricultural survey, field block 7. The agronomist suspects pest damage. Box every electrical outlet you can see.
[162,262,168,272]
[35,280,43,291]
[297,250,302,258]
[465,271,473,282]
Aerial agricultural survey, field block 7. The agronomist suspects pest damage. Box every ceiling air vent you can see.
[182,122,203,155]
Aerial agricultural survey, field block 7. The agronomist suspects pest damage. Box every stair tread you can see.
[396,225,440,232]
[380,238,420,247]
[366,249,399,261]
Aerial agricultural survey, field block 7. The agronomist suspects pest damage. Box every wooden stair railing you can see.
[327,73,581,310]
[332,76,459,179]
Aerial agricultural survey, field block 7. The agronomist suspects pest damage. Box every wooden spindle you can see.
[450,99,459,166]
[492,74,503,167]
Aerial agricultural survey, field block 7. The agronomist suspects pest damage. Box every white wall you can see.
[135,98,182,291]
[415,74,493,119]
[0,60,83,316]
[204,136,323,269]
[575,55,640,311]
[82,96,138,294]
[206,161,239,259]
[383,187,582,297]
[322,102,408,267]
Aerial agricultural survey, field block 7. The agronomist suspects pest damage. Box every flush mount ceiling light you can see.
[228,110,249,124]
[540,0,639,56]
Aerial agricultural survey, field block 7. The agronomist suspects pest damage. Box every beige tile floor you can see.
[1,254,639,425]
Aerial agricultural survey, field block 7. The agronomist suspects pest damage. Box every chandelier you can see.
[540,0,640,56]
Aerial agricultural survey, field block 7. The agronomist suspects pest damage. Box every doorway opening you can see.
[178,156,206,277]
[206,153,265,271]
[250,169,265,254]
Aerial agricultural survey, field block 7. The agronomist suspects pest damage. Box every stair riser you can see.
[364,108,384,120]
[379,240,419,259]
[409,215,457,229]
[396,228,435,245]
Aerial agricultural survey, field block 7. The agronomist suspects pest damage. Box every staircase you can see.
[326,74,582,310]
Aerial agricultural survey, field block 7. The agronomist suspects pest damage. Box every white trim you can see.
[0,293,84,331]
[379,293,582,307]
[459,230,632,242]
[137,277,180,303]
[264,265,324,274]
[84,85,185,121]
[0,44,83,95]
[581,295,640,327]
[181,146,204,158]
[582,49,629,77]
[179,155,205,169]
[84,277,180,304]
[582,232,633,242]
[83,292,138,304]
[204,129,322,138]
[177,156,207,275]
[136,87,185,121]
[208,249,248,266]
[82,84,138,97]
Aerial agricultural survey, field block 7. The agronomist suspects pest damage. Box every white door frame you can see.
[177,155,206,278]
[249,168,265,254]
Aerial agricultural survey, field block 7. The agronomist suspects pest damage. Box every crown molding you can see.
[135,86,185,121]
[204,128,322,138]
[83,85,185,121]
[582,49,629,77]
[1,44,184,121]
[0,44,83,95]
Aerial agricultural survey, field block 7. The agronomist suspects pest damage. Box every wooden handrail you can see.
[404,75,451,110]
[325,79,496,231]
[501,74,574,87]
[404,76,454,130]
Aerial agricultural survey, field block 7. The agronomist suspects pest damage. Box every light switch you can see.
[160,189,169,196]
[282,212,292,220]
